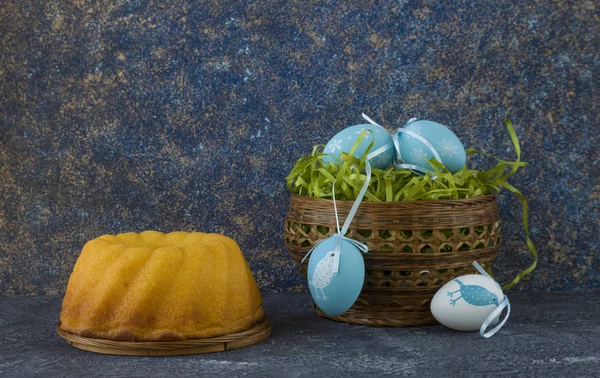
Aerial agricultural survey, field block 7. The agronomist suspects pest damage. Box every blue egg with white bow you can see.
[323,124,394,169]
[306,236,365,317]
[397,120,466,173]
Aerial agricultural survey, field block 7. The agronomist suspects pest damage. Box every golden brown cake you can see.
[59,231,265,342]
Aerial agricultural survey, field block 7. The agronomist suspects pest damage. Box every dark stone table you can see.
[1,292,598,377]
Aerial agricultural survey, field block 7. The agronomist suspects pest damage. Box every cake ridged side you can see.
[60,231,264,341]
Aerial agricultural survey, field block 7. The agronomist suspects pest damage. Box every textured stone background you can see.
[0,0,598,295]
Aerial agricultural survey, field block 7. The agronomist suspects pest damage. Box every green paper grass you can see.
[286,119,526,202]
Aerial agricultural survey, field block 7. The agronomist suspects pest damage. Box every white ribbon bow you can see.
[361,113,442,177]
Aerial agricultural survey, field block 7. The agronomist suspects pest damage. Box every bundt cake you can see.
[59,231,265,342]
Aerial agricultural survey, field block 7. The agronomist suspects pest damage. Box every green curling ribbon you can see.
[285,119,537,289]
[468,119,537,290]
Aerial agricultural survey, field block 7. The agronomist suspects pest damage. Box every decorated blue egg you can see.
[430,274,505,331]
[397,120,466,173]
[323,124,394,169]
[307,236,365,317]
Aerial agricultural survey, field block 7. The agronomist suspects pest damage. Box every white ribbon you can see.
[472,261,512,338]
[366,142,394,162]
[301,161,372,275]
[361,113,442,177]
[361,113,382,128]
[480,297,511,339]
[360,113,395,164]
[393,129,442,166]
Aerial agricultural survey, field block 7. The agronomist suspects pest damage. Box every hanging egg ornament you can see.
[306,236,365,317]
[397,120,466,173]
[323,124,395,169]
[430,274,505,332]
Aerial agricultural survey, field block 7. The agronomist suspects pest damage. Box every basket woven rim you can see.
[289,193,497,207]
[56,317,271,356]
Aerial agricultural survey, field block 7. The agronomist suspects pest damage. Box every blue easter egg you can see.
[307,236,365,317]
[397,120,466,173]
[323,124,394,169]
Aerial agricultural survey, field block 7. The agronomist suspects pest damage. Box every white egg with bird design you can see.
[431,274,505,331]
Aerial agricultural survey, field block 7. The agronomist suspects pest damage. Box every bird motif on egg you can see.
[306,236,366,317]
[309,250,337,301]
[323,124,395,169]
[447,279,500,307]
[430,274,505,332]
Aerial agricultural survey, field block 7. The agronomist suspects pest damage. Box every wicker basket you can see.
[284,193,502,326]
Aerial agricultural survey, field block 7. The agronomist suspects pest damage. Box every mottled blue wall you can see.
[0,0,598,295]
